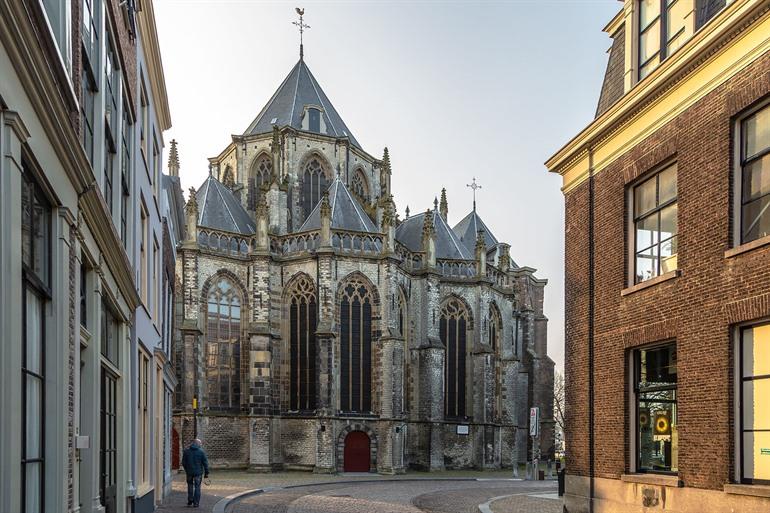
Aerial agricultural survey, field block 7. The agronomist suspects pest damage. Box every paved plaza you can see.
[156,471,562,513]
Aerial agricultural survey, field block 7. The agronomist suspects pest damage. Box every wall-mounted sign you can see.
[457,425,469,435]
[761,448,770,456]
[530,407,540,437]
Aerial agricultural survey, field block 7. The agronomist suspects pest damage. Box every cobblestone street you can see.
[157,471,561,513]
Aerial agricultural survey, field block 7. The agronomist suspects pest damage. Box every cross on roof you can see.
[292,7,310,60]
[466,177,482,211]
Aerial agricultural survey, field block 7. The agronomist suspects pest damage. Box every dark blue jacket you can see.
[182,444,210,477]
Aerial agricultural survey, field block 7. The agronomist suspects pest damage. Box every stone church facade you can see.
[172,54,554,473]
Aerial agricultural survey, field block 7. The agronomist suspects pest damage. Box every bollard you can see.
[546,459,553,478]
[512,463,519,479]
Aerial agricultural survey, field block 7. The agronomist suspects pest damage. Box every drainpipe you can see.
[588,147,595,513]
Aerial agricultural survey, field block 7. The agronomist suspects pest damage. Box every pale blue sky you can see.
[155,0,621,371]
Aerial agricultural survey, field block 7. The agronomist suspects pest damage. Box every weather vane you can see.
[467,177,482,211]
[293,7,310,60]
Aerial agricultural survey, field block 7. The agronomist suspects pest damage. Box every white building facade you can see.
[0,1,173,512]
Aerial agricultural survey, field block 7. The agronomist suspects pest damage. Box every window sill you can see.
[723,483,770,498]
[725,234,770,259]
[621,270,679,297]
[621,473,682,487]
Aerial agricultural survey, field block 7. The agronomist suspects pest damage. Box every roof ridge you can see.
[244,60,301,134]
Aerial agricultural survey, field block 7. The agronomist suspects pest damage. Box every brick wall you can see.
[564,51,770,490]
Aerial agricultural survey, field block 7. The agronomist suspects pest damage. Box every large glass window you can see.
[739,105,770,244]
[120,97,131,248]
[440,298,469,419]
[101,301,119,366]
[633,164,678,284]
[339,279,373,413]
[634,343,678,473]
[21,166,51,513]
[300,157,329,222]
[638,0,688,79]
[100,368,118,513]
[205,278,242,410]
[81,0,99,166]
[288,276,317,411]
[739,323,770,484]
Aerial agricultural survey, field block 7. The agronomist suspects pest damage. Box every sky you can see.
[154,0,621,372]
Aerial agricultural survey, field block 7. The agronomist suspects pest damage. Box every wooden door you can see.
[343,431,370,472]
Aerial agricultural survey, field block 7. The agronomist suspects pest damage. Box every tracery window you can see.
[301,157,329,222]
[351,170,369,203]
[248,155,272,210]
[440,298,469,419]
[340,279,373,413]
[398,288,409,414]
[489,304,502,418]
[288,276,317,411]
[205,277,242,410]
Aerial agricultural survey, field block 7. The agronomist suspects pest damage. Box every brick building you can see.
[171,45,554,473]
[546,0,770,512]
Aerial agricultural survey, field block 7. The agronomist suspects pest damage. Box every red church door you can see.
[172,427,180,470]
[343,431,371,472]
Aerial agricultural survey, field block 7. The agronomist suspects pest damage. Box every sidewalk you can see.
[488,492,563,513]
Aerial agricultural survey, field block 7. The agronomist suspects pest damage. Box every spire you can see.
[439,188,448,221]
[382,147,391,175]
[293,8,310,60]
[433,196,439,211]
[168,139,179,177]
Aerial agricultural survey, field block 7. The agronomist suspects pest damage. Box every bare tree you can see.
[554,371,566,451]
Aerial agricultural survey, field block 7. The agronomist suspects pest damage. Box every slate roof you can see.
[696,0,726,29]
[298,176,378,233]
[243,58,362,149]
[395,210,473,260]
[195,175,255,235]
[452,209,499,254]
[595,23,625,118]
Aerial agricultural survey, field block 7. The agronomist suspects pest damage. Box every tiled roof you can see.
[596,24,625,118]
[243,58,361,149]
[452,209,499,254]
[195,175,255,235]
[395,210,473,260]
[298,177,378,233]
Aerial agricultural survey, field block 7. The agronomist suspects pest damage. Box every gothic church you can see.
[173,49,554,473]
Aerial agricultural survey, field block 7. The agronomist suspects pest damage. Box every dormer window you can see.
[639,0,689,79]
[308,107,321,132]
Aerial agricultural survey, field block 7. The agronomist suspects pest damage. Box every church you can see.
[172,39,554,473]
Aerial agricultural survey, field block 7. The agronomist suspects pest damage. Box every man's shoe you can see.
[187,501,193,506]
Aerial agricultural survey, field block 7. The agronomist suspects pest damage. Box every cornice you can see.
[137,0,172,130]
[547,0,770,184]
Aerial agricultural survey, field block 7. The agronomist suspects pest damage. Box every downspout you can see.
[588,147,595,513]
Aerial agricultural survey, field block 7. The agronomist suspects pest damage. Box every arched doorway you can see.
[343,431,371,472]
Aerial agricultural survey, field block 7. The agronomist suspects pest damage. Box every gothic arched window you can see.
[351,170,369,203]
[489,303,502,418]
[222,165,235,189]
[398,288,409,414]
[205,277,242,410]
[440,298,470,419]
[288,275,317,411]
[340,278,373,413]
[301,157,329,222]
[248,155,271,210]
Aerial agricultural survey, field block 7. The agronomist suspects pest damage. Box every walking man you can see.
[182,438,210,508]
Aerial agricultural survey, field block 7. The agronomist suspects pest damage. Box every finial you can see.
[293,8,310,60]
[439,187,448,221]
[467,177,482,211]
[405,205,410,218]
[382,147,391,174]
[186,187,198,215]
[168,139,180,177]
[434,197,438,211]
